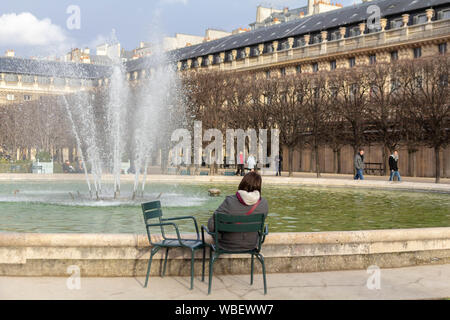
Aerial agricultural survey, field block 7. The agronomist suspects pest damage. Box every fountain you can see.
[57,34,184,202]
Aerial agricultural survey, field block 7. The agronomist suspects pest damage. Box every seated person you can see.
[208,172,269,251]
[63,160,75,173]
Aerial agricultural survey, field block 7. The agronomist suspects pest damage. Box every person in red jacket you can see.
[236,151,245,176]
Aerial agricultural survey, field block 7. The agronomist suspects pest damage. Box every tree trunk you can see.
[309,147,314,173]
[408,149,413,177]
[288,147,294,177]
[444,148,449,179]
[435,146,441,184]
[337,148,342,174]
[298,147,303,172]
[333,149,338,174]
[315,145,321,178]
[383,144,390,176]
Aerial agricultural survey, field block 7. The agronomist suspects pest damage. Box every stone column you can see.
[258,44,264,55]
[186,59,192,69]
[243,47,250,58]
[380,18,387,31]
[426,8,434,22]
[244,47,250,66]
[304,34,310,46]
[402,14,410,37]
[272,41,278,52]
[288,37,294,49]
[258,44,264,64]
[219,52,225,71]
[339,27,346,39]
[320,31,328,54]
[359,23,366,35]
[231,50,237,69]
[338,28,346,47]
[208,55,213,69]
[402,14,410,27]
[425,8,434,30]
[196,57,202,68]
[272,41,279,62]
[288,37,295,56]
[177,61,182,72]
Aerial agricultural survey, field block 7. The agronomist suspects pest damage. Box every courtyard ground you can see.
[1,264,449,300]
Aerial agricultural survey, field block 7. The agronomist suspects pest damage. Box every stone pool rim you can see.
[1,173,449,194]
[1,227,449,277]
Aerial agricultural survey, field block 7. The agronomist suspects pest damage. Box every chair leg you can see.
[257,254,267,295]
[208,254,217,295]
[162,248,169,278]
[190,250,195,290]
[250,254,255,285]
[144,247,159,288]
[202,246,206,282]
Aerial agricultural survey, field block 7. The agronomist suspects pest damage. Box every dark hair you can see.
[238,172,262,193]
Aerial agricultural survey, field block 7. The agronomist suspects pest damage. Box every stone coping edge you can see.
[1,228,450,247]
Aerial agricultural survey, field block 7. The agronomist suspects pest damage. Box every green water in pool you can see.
[0,181,448,234]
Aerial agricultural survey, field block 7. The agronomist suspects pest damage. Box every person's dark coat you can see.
[354,153,365,170]
[389,155,399,171]
[208,192,269,252]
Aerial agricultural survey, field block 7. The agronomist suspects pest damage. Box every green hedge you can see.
[0,163,32,173]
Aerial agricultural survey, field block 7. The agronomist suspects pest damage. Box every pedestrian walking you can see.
[247,154,257,172]
[354,149,365,180]
[236,151,245,176]
[389,150,401,182]
[275,153,283,176]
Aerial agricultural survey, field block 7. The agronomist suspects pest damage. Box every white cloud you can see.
[0,12,67,47]
[159,0,188,5]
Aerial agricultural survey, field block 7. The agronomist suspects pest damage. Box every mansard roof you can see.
[0,57,112,79]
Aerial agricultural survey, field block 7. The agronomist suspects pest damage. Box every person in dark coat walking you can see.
[208,172,269,251]
[354,149,365,180]
[275,153,283,176]
[389,150,401,182]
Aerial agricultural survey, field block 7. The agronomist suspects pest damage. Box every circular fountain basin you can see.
[0,180,449,234]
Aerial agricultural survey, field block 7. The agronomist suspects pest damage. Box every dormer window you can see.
[349,27,360,37]
[390,18,403,29]
[413,14,427,25]
[330,30,341,41]
[437,9,450,20]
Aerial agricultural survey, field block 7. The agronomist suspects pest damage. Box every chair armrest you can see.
[162,216,200,240]
[261,224,269,244]
[201,225,214,246]
[147,222,184,246]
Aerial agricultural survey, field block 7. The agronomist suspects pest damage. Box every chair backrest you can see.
[213,213,266,251]
[142,201,163,245]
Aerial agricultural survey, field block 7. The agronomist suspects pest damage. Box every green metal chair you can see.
[202,213,269,295]
[142,201,206,290]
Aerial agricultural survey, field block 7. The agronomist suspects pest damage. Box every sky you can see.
[0,0,359,58]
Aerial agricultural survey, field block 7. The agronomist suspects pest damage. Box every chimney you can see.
[5,50,15,57]
[308,0,314,16]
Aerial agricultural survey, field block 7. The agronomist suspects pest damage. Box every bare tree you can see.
[402,55,449,183]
